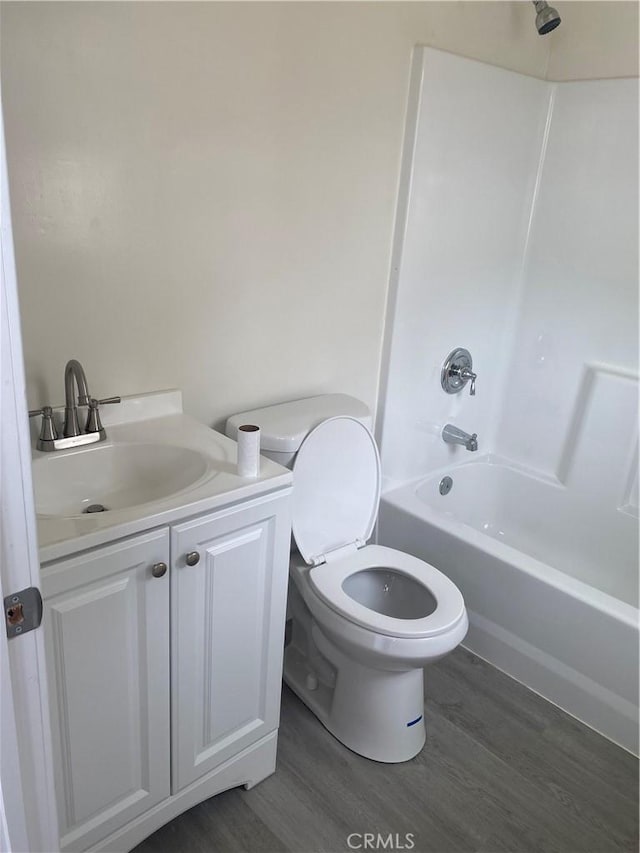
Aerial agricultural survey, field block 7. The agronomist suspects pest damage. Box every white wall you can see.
[378,48,551,487]
[0,1,552,429]
[547,1,639,81]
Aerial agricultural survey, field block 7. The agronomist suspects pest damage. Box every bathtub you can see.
[378,455,639,755]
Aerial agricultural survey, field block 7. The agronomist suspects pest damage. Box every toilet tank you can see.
[225,394,372,468]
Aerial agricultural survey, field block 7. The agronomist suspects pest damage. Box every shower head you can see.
[532,0,561,35]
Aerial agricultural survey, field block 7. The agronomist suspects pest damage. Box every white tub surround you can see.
[377,48,638,753]
[377,48,552,489]
[496,81,639,481]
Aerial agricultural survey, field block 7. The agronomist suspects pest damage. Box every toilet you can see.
[226,395,468,763]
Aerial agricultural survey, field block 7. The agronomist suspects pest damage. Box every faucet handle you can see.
[85,399,102,434]
[29,406,58,442]
[85,397,121,434]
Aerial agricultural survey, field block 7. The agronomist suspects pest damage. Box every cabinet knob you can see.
[151,562,167,578]
[185,551,200,566]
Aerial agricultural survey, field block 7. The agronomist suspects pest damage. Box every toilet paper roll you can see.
[237,424,261,478]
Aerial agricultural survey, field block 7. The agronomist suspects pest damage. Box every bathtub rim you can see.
[380,456,639,624]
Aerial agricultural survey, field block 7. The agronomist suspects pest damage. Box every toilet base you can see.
[284,624,426,763]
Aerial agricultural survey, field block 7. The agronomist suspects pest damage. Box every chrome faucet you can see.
[64,358,91,437]
[442,423,478,452]
[29,359,120,452]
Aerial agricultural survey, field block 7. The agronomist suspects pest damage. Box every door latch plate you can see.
[4,586,43,638]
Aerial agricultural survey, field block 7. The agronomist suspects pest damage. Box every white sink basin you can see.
[33,442,212,518]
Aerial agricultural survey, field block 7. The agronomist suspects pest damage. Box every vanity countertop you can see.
[33,390,292,563]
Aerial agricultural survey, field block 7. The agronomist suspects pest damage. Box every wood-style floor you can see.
[133,648,639,853]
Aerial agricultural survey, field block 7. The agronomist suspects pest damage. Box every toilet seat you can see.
[308,544,466,640]
[290,418,465,643]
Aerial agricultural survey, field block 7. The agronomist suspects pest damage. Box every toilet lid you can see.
[292,417,381,566]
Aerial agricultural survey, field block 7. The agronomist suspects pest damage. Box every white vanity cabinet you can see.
[171,499,289,791]
[40,490,291,853]
[41,529,171,852]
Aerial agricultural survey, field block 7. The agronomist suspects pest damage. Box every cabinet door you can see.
[172,493,291,792]
[41,529,170,852]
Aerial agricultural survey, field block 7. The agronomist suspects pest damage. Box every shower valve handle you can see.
[459,367,476,396]
[441,348,477,396]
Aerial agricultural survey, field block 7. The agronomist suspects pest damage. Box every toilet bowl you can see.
[226,398,468,763]
[293,544,467,669]
[286,542,467,762]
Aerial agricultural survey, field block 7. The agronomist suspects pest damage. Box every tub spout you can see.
[442,424,478,452]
